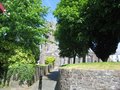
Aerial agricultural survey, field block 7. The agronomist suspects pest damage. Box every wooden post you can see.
[38,75,42,90]
[38,67,43,90]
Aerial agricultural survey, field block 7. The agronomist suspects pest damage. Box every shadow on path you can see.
[46,70,59,81]
[41,68,60,90]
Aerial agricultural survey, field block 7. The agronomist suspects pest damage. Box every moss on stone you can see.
[36,64,48,67]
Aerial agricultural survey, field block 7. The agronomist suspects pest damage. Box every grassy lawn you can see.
[61,62,120,70]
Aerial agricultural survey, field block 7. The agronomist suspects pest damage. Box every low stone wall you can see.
[58,68,120,90]
[34,64,54,81]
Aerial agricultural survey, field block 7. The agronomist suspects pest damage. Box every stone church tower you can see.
[38,21,60,66]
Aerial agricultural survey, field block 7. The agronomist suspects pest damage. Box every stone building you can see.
[38,21,60,66]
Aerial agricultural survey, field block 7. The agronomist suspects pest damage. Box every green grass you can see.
[61,62,120,70]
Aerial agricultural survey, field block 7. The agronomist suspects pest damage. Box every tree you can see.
[82,0,120,61]
[54,0,89,63]
[54,0,120,62]
[0,0,48,84]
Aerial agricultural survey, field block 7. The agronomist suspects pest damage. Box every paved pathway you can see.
[42,68,59,90]
[0,67,59,90]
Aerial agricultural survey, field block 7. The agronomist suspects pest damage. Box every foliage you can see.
[45,56,55,65]
[0,0,48,83]
[4,44,35,85]
[8,46,35,64]
[82,0,120,61]
[0,0,48,59]
[54,0,120,62]
[54,0,89,62]
[7,63,35,85]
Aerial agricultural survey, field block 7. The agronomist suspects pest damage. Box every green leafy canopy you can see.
[0,0,48,83]
[54,0,120,62]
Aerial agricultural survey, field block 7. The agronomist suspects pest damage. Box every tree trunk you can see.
[102,60,108,62]
[73,56,76,64]
[78,57,81,63]
[102,58,108,62]
[64,58,65,64]
[68,58,71,64]
[3,66,8,86]
[98,58,100,62]
[83,56,86,63]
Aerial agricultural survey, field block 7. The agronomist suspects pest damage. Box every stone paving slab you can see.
[42,76,57,90]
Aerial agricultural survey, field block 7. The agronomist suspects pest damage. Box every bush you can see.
[45,56,55,65]
[7,63,35,86]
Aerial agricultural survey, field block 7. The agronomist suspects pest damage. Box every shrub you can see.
[7,63,35,86]
[7,47,36,86]
[45,56,55,65]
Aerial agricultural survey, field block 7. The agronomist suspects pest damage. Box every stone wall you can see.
[58,68,120,90]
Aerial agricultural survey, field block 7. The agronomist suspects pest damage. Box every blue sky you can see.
[42,0,60,22]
